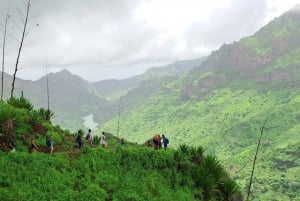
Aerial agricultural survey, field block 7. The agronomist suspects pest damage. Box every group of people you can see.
[31,136,54,155]
[14,130,169,154]
[152,134,169,150]
[75,130,107,150]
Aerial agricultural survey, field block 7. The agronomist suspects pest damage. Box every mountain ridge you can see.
[0,56,208,130]
[99,6,300,200]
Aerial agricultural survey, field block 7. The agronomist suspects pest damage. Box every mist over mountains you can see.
[1,6,300,200]
[1,57,207,130]
[1,3,300,201]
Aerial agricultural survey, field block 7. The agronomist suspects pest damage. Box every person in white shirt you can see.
[100,132,107,148]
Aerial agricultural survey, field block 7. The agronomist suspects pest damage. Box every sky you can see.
[0,0,299,82]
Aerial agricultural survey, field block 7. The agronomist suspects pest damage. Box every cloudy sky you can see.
[0,0,299,81]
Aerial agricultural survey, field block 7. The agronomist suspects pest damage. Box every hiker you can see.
[86,129,93,147]
[8,139,16,152]
[162,134,169,150]
[152,134,160,150]
[120,138,125,146]
[100,132,107,148]
[76,130,83,150]
[158,135,162,149]
[46,137,54,154]
[31,137,38,152]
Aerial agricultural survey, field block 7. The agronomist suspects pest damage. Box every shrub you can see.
[8,97,33,111]
[46,130,62,144]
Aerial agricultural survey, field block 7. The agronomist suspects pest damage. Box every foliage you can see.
[102,78,300,200]
[37,108,54,122]
[0,100,241,200]
[1,8,299,201]
[0,146,241,201]
[8,97,33,111]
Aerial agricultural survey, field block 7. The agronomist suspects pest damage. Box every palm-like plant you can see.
[38,108,54,122]
[194,166,218,201]
[8,97,33,111]
[190,146,205,164]
[45,109,54,122]
[174,144,191,171]
[202,155,226,183]
[222,180,241,201]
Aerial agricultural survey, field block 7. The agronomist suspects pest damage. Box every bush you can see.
[8,97,33,111]
[46,131,62,144]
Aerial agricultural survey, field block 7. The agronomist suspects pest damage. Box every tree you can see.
[246,121,266,201]
[10,0,32,101]
[1,14,10,101]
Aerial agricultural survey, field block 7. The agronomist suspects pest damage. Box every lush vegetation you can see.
[0,146,242,201]
[1,7,299,201]
[100,11,300,201]
[0,100,241,201]
[101,69,300,201]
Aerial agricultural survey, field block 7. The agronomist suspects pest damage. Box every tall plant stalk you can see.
[1,14,9,101]
[10,0,31,101]
[116,98,121,139]
[46,65,50,111]
[246,121,266,201]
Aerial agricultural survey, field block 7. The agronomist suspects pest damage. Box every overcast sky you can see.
[0,0,299,81]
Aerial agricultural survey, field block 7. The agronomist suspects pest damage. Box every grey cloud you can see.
[184,0,268,48]
[2,0,157,72]
[0,0,294,81]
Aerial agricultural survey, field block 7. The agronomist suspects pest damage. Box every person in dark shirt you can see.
[76,130,83,150]
[162,134,169,150]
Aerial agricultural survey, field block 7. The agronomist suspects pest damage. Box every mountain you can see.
[1,70,111,130]
[1,6,299,200]
[92,57,207,100]
[1,57,207,131]
[100,7,300,200]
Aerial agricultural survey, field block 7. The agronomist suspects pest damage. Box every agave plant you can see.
[194,166,219,201]
[179,144,190,154]
[190,146,205,164]
[38,108,54,122]
[174,144,192,171]
[45,109,54,122]
[202,155,227,183]
[8,97,33,111]
[222,180,241,201]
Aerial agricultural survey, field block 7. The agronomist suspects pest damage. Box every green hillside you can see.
[0,100,241,201]
[1,70,112,130]
[92,58,206,101]
[100,9,300,200]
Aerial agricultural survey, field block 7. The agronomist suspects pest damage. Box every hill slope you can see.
[1,70,111,130]
[100,7,300,200]
[1,58,207,131]
[0,100,241,201]
[92,57,207,100]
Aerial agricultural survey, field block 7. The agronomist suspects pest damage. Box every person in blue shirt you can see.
[162,134,169,150]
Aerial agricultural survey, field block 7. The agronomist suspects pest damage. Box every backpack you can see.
[76,134,81,143]
[46,139,51,147]
[85,134,90,140]
[165,138,169,144]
